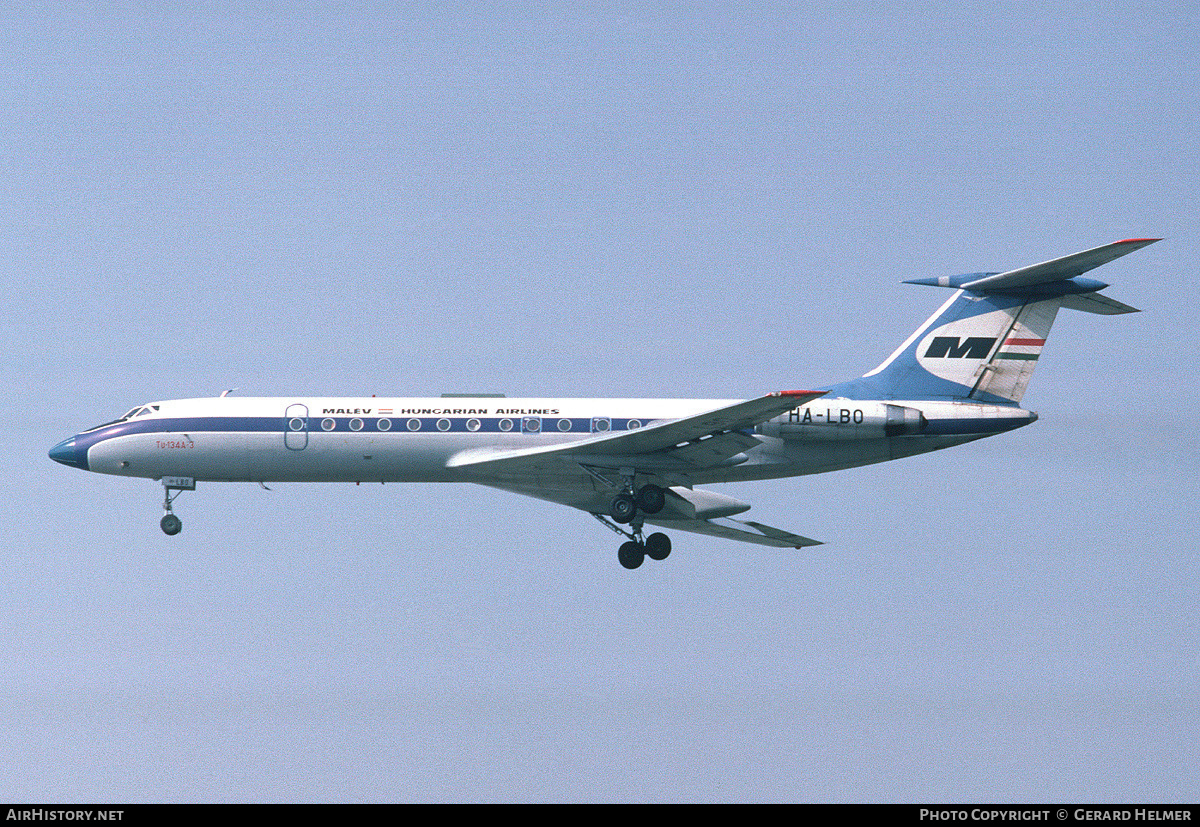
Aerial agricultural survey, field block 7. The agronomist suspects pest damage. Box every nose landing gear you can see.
[158,477,195,536]
[618,540,645,569]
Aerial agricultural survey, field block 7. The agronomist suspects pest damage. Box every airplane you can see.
[49,238,1156,569]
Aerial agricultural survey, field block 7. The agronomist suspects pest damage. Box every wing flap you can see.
[645,514,823,549]
[657,430,761,466]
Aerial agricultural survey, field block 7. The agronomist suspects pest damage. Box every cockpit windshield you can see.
[82,404,159,433]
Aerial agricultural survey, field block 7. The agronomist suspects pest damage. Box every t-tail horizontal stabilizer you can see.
[903,238,1157,312]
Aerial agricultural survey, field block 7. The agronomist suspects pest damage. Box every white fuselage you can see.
[54,395,1036,487]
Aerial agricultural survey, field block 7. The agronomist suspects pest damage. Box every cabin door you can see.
[284,403,309,450]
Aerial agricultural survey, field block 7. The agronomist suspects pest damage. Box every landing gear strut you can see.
[161,488,183,536]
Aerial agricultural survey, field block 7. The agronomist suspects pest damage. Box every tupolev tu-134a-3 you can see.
[50,239,1156,569]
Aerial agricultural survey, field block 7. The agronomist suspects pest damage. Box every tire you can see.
[610,493,637,524]
[636,484,666,514]
[618,541,645,570]
[645,532,672,561]
[160,514,182,536]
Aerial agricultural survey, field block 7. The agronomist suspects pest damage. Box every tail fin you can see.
[827,239,1156,404]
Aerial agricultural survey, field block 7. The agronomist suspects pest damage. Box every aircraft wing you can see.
[446,390,824,476]
[453,390,827,550]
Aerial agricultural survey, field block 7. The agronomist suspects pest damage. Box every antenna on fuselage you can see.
[219,388,238,397]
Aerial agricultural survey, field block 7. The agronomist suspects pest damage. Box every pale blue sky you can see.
[4,1,1198,802]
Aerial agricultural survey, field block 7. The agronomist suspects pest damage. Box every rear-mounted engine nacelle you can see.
[757,402,927,440]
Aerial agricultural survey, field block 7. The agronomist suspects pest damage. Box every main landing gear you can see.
[594,481,673,569]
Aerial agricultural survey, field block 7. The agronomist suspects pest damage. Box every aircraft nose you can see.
[49,436,86,470]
